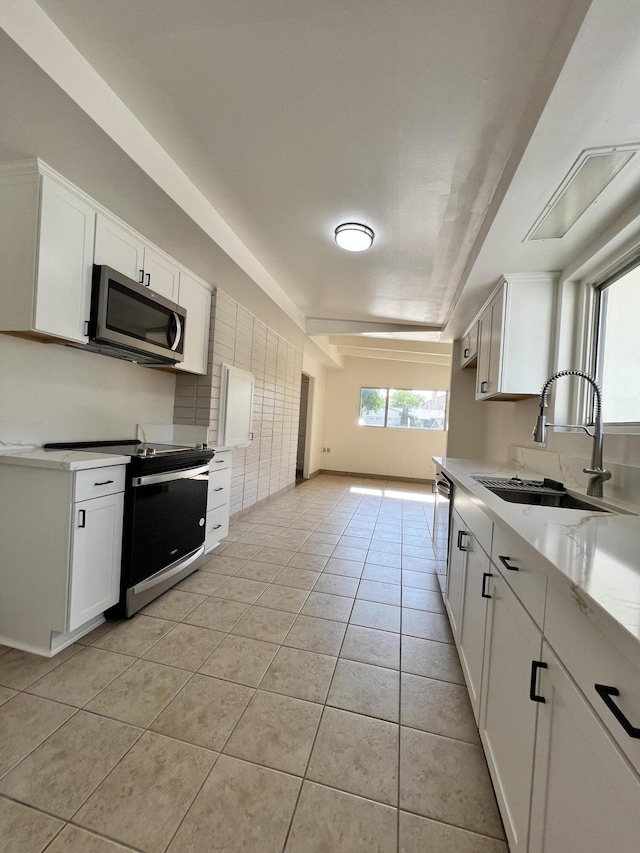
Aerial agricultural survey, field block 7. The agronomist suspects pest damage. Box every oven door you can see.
[127,463,209,591]
[432,471,453,594]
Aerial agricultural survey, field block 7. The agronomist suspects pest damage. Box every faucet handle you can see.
[583,467,612,481]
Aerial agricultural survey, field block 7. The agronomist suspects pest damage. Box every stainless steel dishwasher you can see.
[432,469,453,594]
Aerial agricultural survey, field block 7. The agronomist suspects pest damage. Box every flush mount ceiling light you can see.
[334,222,374,251]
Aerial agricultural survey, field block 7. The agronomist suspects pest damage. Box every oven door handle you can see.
[132,464,210,488]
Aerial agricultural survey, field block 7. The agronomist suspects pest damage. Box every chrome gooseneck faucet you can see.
[532,369,612,498]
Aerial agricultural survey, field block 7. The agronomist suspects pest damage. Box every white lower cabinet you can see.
[457,536,490,721]
[205,450,232,553]
[480,571,542,853]
[445,510,467,639]
[529,644,640,853]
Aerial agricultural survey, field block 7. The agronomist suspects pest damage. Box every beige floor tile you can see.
[274,566,321,590]
[286,552,329,571]
[402,535,432,548]
[151,674,253,751]
[297,540,334,556]
[199,634,279,686]
[234,560,283,582]
[362,564,402,584]
[45,824,138,852]
[332,545,368,562]
[231,606,297,643]
[253,546,296,565]
[183,596,250,631]
[236,528,278,546]
[402,587,446,613]
[357,579,401,605]
[338,535,371,550]
[26,647,135,707]
[372,530,403,543]
[255,584,311,613]
[401,673,479,743]
[328,659,399,722]
[201,555,247,575]
[0,693,75,776]
[307,532,341,545]
[315,522,347,534]
[313,574,359,596]
[399,811,509,853]
[300,591,353,622]
[323,557,364,577]
[340,624,400,670]
[143,623,226,671]
[401,636,464,684]
[260,646,336,703]
[222,542,262,560]
[307,707,399,806]
[402,543,433,557]
[285,781,397,853]
[0,711,140,819]
[224,689,322,775]
[91,615,176,656]
[370,539,402,555]
[0,685,15,706]
[174,570,228,595]
[76,620,122,646]
[366,551,402,568]
[283,614,347,656]
[402,608,454,643]
[85,660,190,727]
[0,796,64,853]
[140,590,207,621]
[350,600,401,633]
[75,731,216,853]
[0,644,81,690]
[402,570,440,591]
[166,754,300,853]
[400,727,505,839]
[215,576,269,603]
[402,555,438,572]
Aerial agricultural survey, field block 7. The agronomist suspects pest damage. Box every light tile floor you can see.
[0,475,508,853]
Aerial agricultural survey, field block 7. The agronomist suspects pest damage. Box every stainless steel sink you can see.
[472,476,612,513]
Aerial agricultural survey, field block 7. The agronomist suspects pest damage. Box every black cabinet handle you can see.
[212,524,222,530]
[78,509,86,529]
[139,269,144,283]
[463,347,470,358]
[215,459,225,464]
[481,572,492,599]
[457,530,468,551]
[213,487,224,492]
[145,272,151,287]
[499,555,519,572]
[595,684,640,738]
[94,480,114,486]
[530,660,548,703]
[480,380,488,393]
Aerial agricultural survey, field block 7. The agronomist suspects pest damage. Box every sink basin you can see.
[472,476,612,513]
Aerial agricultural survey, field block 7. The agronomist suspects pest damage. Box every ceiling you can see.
[4,1,640,351]
[16,0,591,339]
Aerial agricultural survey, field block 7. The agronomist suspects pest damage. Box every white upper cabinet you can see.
[94,215,180,301]
[0,162,95,344]
[460,321,479,368]
[475,273,557,401]
[176,270,212,375]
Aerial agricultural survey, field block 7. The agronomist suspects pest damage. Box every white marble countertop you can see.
[434,456,640,667]
[0,448,129,470]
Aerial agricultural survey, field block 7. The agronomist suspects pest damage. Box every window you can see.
[358,387,447,430]
[595,259,640,424]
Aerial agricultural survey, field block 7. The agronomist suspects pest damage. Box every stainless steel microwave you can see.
[89,265,186,365]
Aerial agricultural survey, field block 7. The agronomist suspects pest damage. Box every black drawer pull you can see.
[499,555,518,572]
[480,380,488,393]
[94,480,114,486]
[145,272,151,287]
[457,530,469,551]
[213,487,224,492]
[481,572,492,599]
[530,660,548,703]
[139,269,144,283]
[215,459,226,463]
[595,684,640,738]
[78,509,86,528]
[463,347,470,358]
[212,524,222,530]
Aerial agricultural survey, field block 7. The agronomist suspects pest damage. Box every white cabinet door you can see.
[475,307,493,398]
[529,644,640,853]
[68,492,124,631]
[458,536,490,721]
[480,571,542,853]
[34,174,96,343]
[143,246,180,302]
[445,510,467,640]
[94,213,145,282]
[176,270,211,374]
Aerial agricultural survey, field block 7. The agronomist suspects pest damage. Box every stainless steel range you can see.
[45,439,214,616]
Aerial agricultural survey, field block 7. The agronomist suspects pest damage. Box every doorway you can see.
[296,373,312,483]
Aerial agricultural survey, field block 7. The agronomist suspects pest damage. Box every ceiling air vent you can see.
[526,145,639,241]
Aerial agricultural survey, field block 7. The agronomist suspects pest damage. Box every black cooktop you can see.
[43,439,213,468]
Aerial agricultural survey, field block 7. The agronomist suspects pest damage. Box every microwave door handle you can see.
[170,312,182,352]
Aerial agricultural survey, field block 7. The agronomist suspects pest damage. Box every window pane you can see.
[359,388,388,426]
[598,265,640,423]
[387,389,447,430]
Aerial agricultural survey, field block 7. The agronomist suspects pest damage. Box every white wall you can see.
[0,334,175,442]
[320,356,450,480]
[302,352,328,478]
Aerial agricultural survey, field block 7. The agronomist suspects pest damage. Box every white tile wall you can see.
[174,288,304,517]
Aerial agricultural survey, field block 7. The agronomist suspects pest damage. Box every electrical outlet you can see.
[322,447,327,453]
[326,447,331,453]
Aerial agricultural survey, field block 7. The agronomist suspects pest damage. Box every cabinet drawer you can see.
[453,489,493,556]
[208,466,231,510]
[74,466,126,502]
[210,450,232,471]
[545,582,640,775]
[491,523,547,627]
[206,503,229,548]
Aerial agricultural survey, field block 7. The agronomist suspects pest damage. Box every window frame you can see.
[357,386,449,431]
